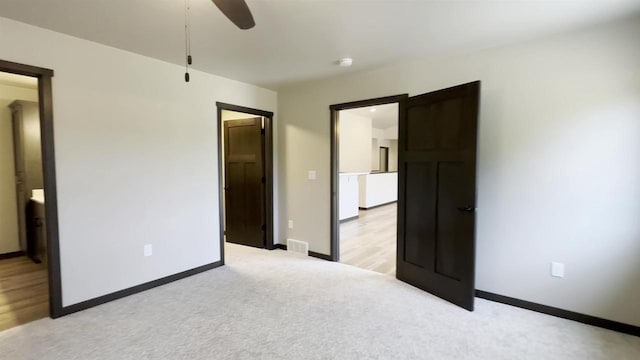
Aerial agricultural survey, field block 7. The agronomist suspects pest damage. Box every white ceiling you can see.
[0,71,38,89]
[342,103,398,130]
[1,1,639,89]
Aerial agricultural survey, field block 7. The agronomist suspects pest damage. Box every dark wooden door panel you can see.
[397,81,480,311]
[224,118,265,248]
[403,161,436,268]
[435,161,467,281]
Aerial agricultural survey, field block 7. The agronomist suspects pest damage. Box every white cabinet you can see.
[358,172,398,209]
[339,173,363,221]
[340,172,398,222]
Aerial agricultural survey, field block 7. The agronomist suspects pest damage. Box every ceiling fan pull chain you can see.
[187,0,192,65]
[184,0,192,82]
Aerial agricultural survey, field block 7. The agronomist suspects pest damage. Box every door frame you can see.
[329,94,408,262]
[379,146,389,172]
[0,59,64,318]
[216,102,275,259]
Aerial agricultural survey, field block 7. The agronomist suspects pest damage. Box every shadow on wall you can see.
[594,237,640,327]
[477,86,640,327]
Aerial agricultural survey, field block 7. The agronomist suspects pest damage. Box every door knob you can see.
[457,206,475,212]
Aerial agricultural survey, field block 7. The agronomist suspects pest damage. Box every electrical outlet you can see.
[144,244,153,257]
[288,220,294,229]
[551,262,564,278]
[308,170,317,180]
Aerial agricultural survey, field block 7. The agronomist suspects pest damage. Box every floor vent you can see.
[286,239,309,256]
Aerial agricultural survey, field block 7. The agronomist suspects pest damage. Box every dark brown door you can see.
[224,118,265,248]
[396,81,480,311]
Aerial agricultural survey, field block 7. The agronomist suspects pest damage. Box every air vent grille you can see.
[286,239,309,256]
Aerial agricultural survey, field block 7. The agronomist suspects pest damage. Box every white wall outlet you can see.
[551,262,565,278]
[288,220,294,229]
[144,244,153,257]
[308,170,317,180]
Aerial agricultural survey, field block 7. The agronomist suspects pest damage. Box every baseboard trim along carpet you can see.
[0,251,24,260]
[273,244,332,261]
[266,246,639,337]
[55,260,224,318]
[476,290,639,337]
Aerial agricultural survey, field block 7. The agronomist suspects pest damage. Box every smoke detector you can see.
[338,58,353,67]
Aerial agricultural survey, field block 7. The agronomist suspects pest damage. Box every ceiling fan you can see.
[212,0,256,30]
[184,0,255,82]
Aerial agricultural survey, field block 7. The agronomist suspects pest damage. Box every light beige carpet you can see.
[0,243,638,359]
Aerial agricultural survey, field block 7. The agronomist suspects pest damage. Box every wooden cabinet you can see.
[9,100,42,257]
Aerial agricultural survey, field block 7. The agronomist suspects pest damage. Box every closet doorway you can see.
[216,102,274,255]
[0,59,62,330]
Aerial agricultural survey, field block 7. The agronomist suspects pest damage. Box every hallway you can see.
[340,203,396,276]
[0,256,48,331]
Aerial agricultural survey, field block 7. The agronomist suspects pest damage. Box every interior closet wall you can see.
[0,83,38,254]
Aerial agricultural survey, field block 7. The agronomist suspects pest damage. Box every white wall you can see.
[371,127,392,171]
[0,17,277,306]
[221,110,257,121]
[370,137,378,171]
[338,112,372,172]
[383,125,398,140]
[0,84,38,254]
[277,17,640,326]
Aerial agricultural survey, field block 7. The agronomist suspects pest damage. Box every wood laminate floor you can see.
[340,203,396,276]
[0,256,49,332]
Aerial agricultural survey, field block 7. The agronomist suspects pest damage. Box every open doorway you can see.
[331,83,480,311]
[330,96,406,276]
[216,103,274,255]
[0,60,62,330]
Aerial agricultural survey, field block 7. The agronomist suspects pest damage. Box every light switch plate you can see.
[308,170,317,180]
[288,220,294,229]
[144,244,153,257]
[551,262,564,278]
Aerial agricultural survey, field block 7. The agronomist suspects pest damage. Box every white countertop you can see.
[339,172,369,176]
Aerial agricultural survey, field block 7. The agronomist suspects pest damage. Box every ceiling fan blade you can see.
[212,0,255,30]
